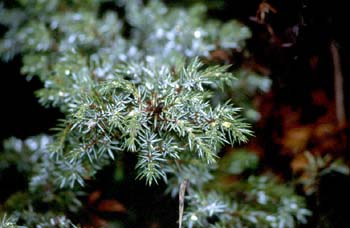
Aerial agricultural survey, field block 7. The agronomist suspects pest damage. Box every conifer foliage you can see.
[0,0,309,227]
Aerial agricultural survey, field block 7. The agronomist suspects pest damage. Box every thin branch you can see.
[179,179,189,228]
[330,40,346,127]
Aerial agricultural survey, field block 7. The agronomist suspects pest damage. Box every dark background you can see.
[1,0,350,227]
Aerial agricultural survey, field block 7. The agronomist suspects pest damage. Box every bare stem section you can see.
[179,179,189,228]
[330,40,346,127]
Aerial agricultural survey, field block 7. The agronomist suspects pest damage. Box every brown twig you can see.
[179,179,189,228]
[330,40,346,128]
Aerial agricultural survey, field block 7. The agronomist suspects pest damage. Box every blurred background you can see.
[1,0,349,227]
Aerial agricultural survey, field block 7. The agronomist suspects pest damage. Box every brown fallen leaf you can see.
[97,199,127,213]
[88,190,102,204]
[291,153,308,173]
[256,1,277,24]
[313,123,336,139]
[91,214,108,228]
[210,49,231,63]
[282,126,312,155]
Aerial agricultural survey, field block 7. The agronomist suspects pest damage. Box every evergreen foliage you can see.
[0,0,309,227]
